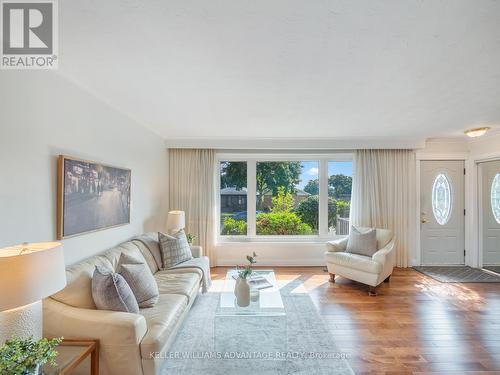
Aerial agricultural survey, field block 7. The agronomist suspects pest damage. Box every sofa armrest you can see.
[43,298,147,346]
[372,238,396,265]
[190,245,203,258]
[326,237,348,252]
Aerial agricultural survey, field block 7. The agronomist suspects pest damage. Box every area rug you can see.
[413,266,500,283]
[483,265,500,274]
[161,280,354,375]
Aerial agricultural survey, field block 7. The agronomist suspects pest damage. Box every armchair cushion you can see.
[325,252,382,274]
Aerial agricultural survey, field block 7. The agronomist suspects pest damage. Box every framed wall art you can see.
[57,155,131,239]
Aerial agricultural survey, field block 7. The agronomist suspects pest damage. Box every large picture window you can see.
[218,155,352,239]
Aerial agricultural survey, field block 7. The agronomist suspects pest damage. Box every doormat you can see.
[413,266,500,283]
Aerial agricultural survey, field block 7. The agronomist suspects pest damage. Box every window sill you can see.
[217,235,347,244]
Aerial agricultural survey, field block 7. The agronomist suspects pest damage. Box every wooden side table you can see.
[43,339,99,375]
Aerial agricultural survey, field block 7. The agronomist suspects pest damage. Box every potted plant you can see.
[235,252,257,307]
[0,336,62,375]
[186,233,196,245]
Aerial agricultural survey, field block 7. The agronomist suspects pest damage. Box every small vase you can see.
[234,277,241,294]
[235,277,250,307]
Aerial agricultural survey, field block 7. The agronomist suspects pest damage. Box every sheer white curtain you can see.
[350,150,416,267]
[168,149,217,265]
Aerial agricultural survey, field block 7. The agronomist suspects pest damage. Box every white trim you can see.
[319,159,329,236]
[477,162,484,268]
[413,159,421,266]
[247,160,257,236]
[415,152,469,161]
[166,137,426,150]
[470,151,500,269]
[217,152,353,161]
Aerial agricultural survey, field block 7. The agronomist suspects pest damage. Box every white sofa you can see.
[43,233,206,375]
[325,227,395,295]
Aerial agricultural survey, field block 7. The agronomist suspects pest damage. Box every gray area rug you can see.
[161,280,354,375]
[484,265,500,274]
[413,266,500,283]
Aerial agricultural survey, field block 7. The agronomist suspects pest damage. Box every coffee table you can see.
[215,270,287,356]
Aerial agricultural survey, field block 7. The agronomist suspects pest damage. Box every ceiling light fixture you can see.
[464,127,490,138]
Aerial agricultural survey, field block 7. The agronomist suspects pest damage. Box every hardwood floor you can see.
[211,267,500,374]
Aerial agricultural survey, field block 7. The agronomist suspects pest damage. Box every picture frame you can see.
[57,155,131,239]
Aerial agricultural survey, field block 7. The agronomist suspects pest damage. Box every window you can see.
[491,173,500,224]
[256,161,319,235]
[328,161,352,235]
[217,155,353,239]
[432,173,452,225]
[220,161,247,235]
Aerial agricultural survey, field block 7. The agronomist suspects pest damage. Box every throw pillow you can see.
[346,226,377,257]
[117,252,159,308]
[158,229,193,268]
[91,265,139,313]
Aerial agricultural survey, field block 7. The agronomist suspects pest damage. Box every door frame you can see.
[471,152,500,269]
[414,153,468,266]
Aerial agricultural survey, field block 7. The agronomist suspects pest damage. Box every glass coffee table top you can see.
[217,269,285,316]
[42,340,98,375]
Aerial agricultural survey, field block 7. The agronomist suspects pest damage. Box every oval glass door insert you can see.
[492,173,500,224]
[432,173,452,225]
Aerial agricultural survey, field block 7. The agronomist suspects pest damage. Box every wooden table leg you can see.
[91,342,99,375]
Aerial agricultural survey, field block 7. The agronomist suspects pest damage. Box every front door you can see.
[420,160,465,265]
[480,160,500,266]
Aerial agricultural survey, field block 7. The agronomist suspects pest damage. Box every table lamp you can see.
[166,210,186,234]
[0,242,66,345]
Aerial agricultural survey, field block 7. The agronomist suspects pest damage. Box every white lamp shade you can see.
[0,242,66,312]
[166,210,185,232]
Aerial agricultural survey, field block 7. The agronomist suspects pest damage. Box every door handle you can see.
[421,212,427,224]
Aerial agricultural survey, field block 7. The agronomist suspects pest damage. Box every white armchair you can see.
[325,227,395,295]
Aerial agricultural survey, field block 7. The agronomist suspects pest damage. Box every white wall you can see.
[468,132,500,158]
[0,71,168,265]
[216,242,327,267]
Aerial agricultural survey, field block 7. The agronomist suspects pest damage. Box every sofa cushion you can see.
[158,230,193,268]
[52,254,113,309]
[133,233,164,272]
[325,252,383,274]
[51,241,150,309]
[92,266,139,313]
[118,253,159,308]
[154,271,201,302]
[346,226,377,257]
[139,294,188,358]
[103,242,149,272]
[130,239,159,274]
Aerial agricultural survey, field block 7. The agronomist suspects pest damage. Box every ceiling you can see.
[59,0,500,141]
